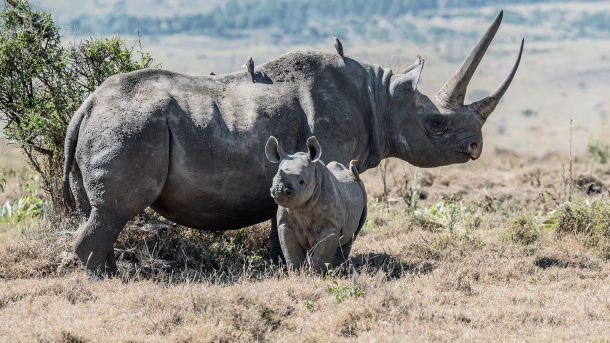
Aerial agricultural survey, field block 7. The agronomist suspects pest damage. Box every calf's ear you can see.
[306,136,322,162]
[265,136,286,163]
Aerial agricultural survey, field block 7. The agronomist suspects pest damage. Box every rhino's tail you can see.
[62,100,88,210]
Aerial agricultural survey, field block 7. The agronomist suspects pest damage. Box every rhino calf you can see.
[265,136,367,273]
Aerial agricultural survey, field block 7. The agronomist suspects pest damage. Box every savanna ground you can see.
[0,142,609,342]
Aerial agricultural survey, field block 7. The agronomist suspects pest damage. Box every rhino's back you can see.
[73,52,378,230]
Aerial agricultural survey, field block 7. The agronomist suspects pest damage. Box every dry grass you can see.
[1,149,610,342]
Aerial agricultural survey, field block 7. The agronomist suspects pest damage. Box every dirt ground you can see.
[0,147,609,342]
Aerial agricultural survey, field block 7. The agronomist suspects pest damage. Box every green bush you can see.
[0,2,157,208]
[504,213,540,246]
[411,201,461,231]
[552,200,610,260]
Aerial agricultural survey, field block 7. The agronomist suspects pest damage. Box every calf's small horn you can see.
[435,11,504,108]
[470,38,524,119]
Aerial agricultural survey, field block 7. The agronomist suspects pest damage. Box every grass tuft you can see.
[504,213,541,247]
[553,200,610,260]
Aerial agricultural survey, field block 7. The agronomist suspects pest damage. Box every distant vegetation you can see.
[70,0,609,42]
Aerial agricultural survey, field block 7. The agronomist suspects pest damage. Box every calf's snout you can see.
[270,186,293,199]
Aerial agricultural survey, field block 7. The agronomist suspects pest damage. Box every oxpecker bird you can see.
[209,72,215,75]
[333,37,344,60]
[349,160,360,183]
[242,56,255,83]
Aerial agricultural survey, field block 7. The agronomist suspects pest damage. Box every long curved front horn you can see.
[470,38,524,119]
[435,11,504,108]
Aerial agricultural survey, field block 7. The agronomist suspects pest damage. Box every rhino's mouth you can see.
[455,142,481,160]
[454,151,477,161]
[271,194,292,201]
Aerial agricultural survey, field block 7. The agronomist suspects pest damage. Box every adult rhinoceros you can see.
[62,11,522,275]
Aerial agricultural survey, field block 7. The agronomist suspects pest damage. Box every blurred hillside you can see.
[46,0,610,42]
[34,0,610,156]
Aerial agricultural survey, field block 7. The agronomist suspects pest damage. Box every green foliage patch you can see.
[328,280,364,304]
[504,213,541,247]
[551,200,610,260]
[0,2,157,207]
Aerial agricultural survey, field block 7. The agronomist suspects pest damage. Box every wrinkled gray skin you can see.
[265,136,367,272]
[62,11,523,275]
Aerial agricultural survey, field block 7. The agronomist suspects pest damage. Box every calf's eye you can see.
[299,180,305,186]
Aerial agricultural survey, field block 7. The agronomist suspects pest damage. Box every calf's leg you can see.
[311,224,341,274]
[331,238,355,267]
[331,205,367,268]
[277,223,305,270]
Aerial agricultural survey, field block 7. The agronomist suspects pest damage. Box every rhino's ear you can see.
[399,55,422,74]
[390,58,425,98]
[265,136,286,163]
[306,136,322,162]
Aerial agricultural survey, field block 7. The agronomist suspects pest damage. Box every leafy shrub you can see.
[0,195,45,224]
[550,200,610,260]
[552,201,610,236]
[327,280,364,304]
[411,201,461,231]
[504,213,540,246]
[0,2,157,208]
[0,173,45,224]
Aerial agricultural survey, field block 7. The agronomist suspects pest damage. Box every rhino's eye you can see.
[425,115,448,134]
[299,180,306,186]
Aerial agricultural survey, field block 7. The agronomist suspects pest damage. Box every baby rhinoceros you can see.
[265,136,367,273]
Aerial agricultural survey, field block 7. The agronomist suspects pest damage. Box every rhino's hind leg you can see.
[73,114,170,277]
[74,170,167,277]
[74,161,168,277]
[74,208,129,277]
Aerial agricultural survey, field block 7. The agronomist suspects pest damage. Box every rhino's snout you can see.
[270,186,293,199]
[464,141,482,160]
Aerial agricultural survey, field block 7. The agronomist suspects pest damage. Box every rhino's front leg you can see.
[311,223,341,274]
[278,222,305,270]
